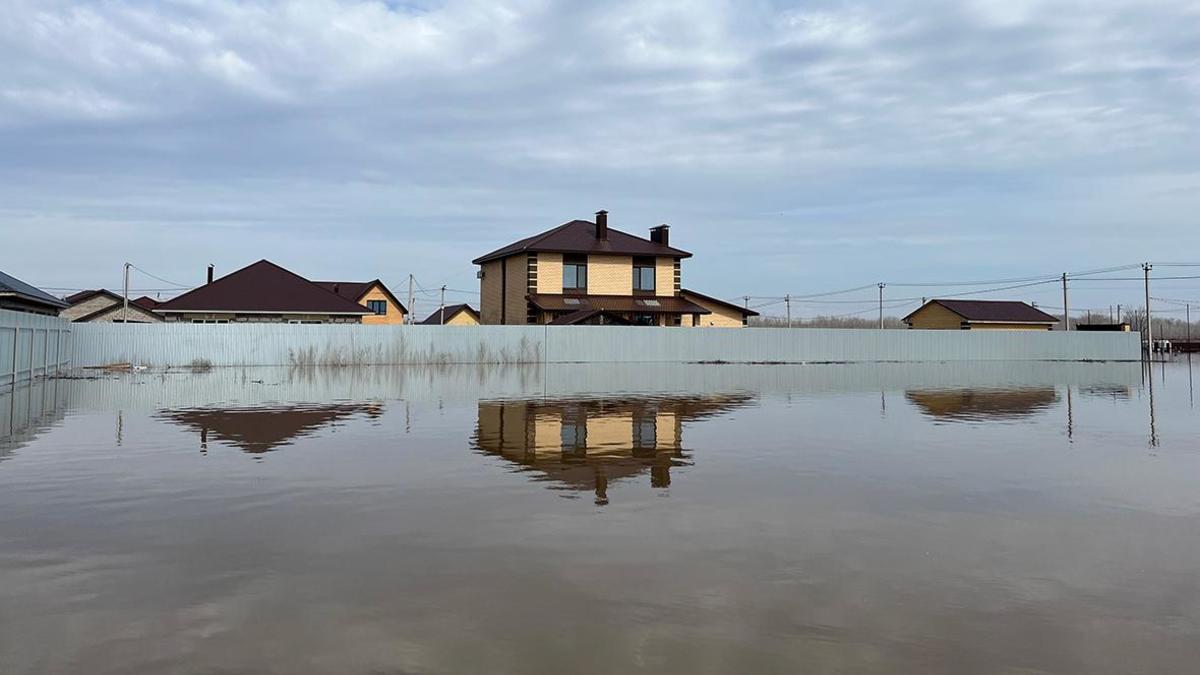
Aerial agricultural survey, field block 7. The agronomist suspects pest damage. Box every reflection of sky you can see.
[1,362,1199,673]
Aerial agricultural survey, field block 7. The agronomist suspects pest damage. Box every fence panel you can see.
[70,322,1141,367]
[0,310,74,390]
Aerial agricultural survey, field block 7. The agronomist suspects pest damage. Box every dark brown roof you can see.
[680,289,759,317]
[473,219,691,265]
[156,260,370,315]
[904,299,1058,324]
[131,296,160,310]
[313,280,408,314]
[418,303,478,325]
[528,293,709,315]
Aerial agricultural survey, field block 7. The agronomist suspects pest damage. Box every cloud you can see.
[0,0,1198,311]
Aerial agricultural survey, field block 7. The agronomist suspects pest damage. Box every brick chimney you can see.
[650,224,669,246]
[207,264,214,284]
[595,210,608,240]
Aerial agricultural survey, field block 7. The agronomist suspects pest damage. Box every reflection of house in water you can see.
[905,388,1059,421]
[157,403,383,454]
[472,394,752,504]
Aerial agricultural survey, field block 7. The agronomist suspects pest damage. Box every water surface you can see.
[1,361,1197,674]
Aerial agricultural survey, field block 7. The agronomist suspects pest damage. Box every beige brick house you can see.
[473,211,755,327]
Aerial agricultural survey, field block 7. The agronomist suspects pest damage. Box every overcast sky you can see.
[2,0,1198,318]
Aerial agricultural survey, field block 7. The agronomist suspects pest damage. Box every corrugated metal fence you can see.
[71,323,1141,367]
[0,310,73,390]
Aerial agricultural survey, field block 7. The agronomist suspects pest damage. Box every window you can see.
[633,257,656,292]
[367,300,387,315]
[563,255,587,291]
[633,313,656,326]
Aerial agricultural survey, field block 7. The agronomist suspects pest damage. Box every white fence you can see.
[0,310,73,390]
[70,323,1142,368]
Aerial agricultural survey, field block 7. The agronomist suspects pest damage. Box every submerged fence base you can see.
[69,323,1141,368]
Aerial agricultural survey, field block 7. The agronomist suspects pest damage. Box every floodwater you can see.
[1,361,1198,675]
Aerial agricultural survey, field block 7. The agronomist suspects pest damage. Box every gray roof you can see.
[0,270,68,309]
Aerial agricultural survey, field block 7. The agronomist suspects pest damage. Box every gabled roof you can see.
[74,302,164,323]
[0,270,69,309]
[904,299,1058,324]
[680,289,759,317]
[156,260,371,315]
[473,219,691,265]
[312,280,408,314]
[418,304,479,325]
[65,289,123,306]
[131,296,160,310]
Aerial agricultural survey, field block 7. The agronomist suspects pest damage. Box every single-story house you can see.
[61,289,164,323]
[313,281,407,325]
[418,304,480,326]
[0,270,68,316]
[903,299,1058,330]
[679,289,759,327]
[154,260,372,323]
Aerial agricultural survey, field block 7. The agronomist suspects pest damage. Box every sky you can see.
[2,0,1199,319]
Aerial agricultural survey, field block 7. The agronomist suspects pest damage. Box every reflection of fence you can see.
[1,310,73,391]
[70,322,1142,367]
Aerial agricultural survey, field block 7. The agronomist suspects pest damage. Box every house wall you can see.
[966,322,1055,331]
[161,313,362,324]
[443,310,480,326]
[537,253,563,294]
[588,255,633,295]
[679,293,748,328]
[359,284,405,325]
[479,260,503,325]
[504,256,528,325]
[906,303,966,329]
[61,295,117,321]
[654,257,675,297]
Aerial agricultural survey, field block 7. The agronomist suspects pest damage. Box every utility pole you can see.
[407,274,414,325]
[784,294,791,328]
[877,283,885,329]
[1143,263,1153,359]
[1117,304,1122,324]
[743,296,750,310]
[1061,272,1069,331]
[122,262,131,324]
[439,285,446,325]
[1187,304,1191,344]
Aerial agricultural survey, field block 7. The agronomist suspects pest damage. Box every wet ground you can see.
[1,361,1197,674]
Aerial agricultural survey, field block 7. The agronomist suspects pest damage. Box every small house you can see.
[61,289,163,323]
[154,260,371,323]
[903,299,1058,330]
[313,281,407,325]
[418,304,480,326]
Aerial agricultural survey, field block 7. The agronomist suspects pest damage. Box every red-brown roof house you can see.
[155,260,372,324]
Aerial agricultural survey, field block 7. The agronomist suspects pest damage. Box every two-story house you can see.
[473,211,752,326]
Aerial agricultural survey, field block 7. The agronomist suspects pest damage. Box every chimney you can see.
[650,224,669,246]
[595,210,608,240]
[206,264,214,285]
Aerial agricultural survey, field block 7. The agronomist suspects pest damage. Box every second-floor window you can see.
[563,255,587,291]
[633,257,656,292]
[367,300,387,315]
